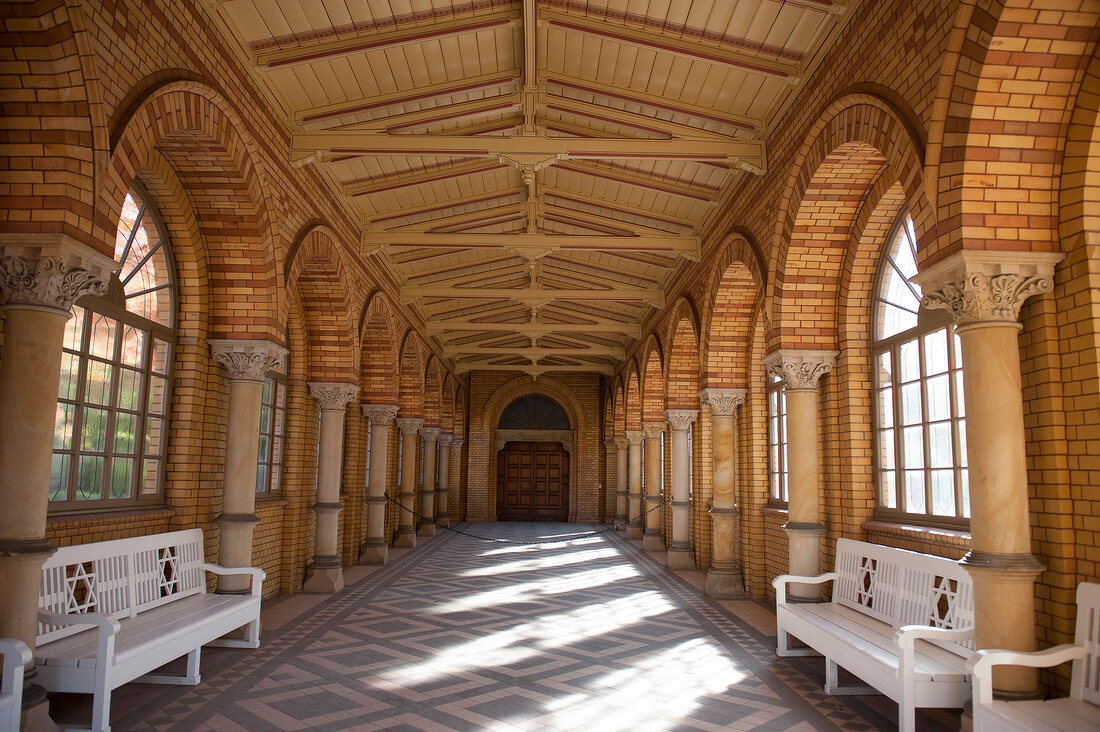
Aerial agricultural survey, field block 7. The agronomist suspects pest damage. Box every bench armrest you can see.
[772,572,838,604]
[37,610,121,666]
[966,645,1086,705]
[894,624,974,650]
[200,563,267,596]
[0,638,32,696]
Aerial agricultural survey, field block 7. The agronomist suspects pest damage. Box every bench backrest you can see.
[832,538,975,655]
[38,529,207,645]
[1071,581,1100,705]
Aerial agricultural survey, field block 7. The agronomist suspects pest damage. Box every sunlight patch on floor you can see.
[460,547,621,576]
[431,563,640,613]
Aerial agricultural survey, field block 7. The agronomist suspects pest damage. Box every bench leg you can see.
[823,659,875,696]
[207,617,261,649]
[776,629,818,658]
[91,681,112,732]
[137,647,202,686]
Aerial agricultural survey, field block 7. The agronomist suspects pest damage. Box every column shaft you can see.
[664,410,697,569]
[614,438,628,527]
[436,436,452,528]
[394,419,423,548]
[699,390,746,598]
[625,432,644,539]
[418,429,440,536]
[642,424,664,551]
[360,406,396,564]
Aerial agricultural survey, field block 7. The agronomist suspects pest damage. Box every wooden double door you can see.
[496,441,569,522]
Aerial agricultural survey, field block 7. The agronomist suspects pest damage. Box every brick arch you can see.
[704,235,764,388]
[442,375,457,434]
[358,291,399,404]
[478,377,587,436]
[613,384,625,435]
[625,368,642,431]
[1061,47,1100,250]
[641,340,665,423]
[423,357,443,427]
[453,385,466,436]
[103,80,279,341]
[932,0,1100,264]
[286,227,357,382]
[398,331,425,417]
[604,393,614,440]
[668,303,701,410]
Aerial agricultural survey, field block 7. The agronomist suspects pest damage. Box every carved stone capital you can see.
[625,430,645,445]
[613,436,627,450]
[698,388,746,415]
[451,438,465,448]
[762,351,837,391]
[642,422,665,440]
[664,409,698,432]
[361,403,399,426]
[911,251,1065,327]
[308,382,359,411]
[396,417,424,436]
[438,433,454,447]
[420,426,442,443]
[210,339,288,382]
[0,235,117,314]
[603,439,616,449]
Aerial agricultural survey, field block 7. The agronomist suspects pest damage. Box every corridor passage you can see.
[59,525,956,731]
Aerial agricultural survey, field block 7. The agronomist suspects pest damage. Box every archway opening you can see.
[495,396,572,522]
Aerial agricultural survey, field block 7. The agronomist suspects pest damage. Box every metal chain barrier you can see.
[383,493,669,546]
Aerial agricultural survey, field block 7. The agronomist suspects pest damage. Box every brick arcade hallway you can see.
[52,525,961,732]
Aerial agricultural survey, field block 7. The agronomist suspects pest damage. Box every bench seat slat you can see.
[982,698,1100,732]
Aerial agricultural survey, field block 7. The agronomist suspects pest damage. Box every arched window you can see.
[767,375,788,504]
[498,395,570,430]
[51,186,175,511]
[873,215,968,524]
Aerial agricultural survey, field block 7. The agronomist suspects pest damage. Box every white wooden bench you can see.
[967,581,1100,732]
[773,537,975,732]
[35,529,265,732]
[1,637,31,732]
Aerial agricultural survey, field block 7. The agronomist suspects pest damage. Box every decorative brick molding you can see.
[211,340,288,382]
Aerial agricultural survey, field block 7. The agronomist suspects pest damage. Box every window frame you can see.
[255,366,288,500]
[767,374,788,506]
[871,213,970,529]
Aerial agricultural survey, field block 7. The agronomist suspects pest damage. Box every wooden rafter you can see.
[401,286,663,306]
[424,321,641,337]
[343,93,523,133]
[362,231,698,257]
[344,160,507,198]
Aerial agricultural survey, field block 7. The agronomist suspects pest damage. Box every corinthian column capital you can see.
[210,339,288,382]
[762,351,837,391]
[642,422,665,440]
[698,388,746,415]
[613,436,627,450]
[438,433,454,447]
[361,404,399,425]
[910,251,1064,327]
[0,235,117,314]
[664,409,699,432]
[625,430,645,445]
[309,382,359,411]
[396,417,424,436]
[420,426,442,443]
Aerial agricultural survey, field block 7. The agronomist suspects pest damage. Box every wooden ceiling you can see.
[213,0,850,377]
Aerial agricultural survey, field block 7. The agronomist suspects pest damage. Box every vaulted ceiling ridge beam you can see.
[255,9,522,70]
[542,76,764,134]
[425,321,640,336]
[363,231,698,255]
[298,72,521,125]
[539,11,800,83]
[344,159,506,198]
[291,132,766,173]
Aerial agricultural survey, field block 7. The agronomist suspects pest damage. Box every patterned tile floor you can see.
[50,523,962,731]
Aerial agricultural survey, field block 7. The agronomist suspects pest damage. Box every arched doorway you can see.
[495,396,571,522]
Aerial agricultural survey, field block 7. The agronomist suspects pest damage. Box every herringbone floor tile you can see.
[49,523,962,730]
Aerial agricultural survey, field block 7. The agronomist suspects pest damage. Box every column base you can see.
[626,525,643,540]
[358,543,388,565]
[21,693,57,732]
[666,548,695,570]
[393,530,417,548]
[642,533,664,551]
[303,564,344,593]
[705,566,746,599]
[417,523,436,537]
[437,513,450,528]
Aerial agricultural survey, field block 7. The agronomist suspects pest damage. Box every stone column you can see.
[698,389,747,598]
[614,437,628,528]
[303,382,359,593]
[915,250,1062,698]
[418,427,441,536]
[450,438,464,523]
[359,404,398,565]
[664,409,698,569]
[762,351,836,602]
[0,237,114,731]
[210,340,288,593]
[641,423,665,551]
[394,418,423,548]
[436,434,453,528]
[625,431,645,539]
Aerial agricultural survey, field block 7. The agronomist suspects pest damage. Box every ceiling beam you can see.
[370,187,523,226]
[345,93,522,133]
[543,95,733,142]
[552,161,720,203]
[344,160,508,198]
[425,321,640,336]
[297,72,520,125]
[453,362,614,376]
[291,132,766,173]
[540,200,678,236]
[540,186,696,231]
[401,286,663,306]
[363,231,698,256]
[540,11,800,83]
[444,345,624,359]
[255,10,521,70]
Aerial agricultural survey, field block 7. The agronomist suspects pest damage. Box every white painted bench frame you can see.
[35,529,265,732]
[773,538,975,732]
[967,581,1100,732]
[1,638,31,732]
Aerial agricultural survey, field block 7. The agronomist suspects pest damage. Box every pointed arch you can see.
[705,234,764,388]
[641,340,665,424]
[424,357,443,427]
[625,367,642,432]
[398,332,426,417]
[667,298,701,410]
[613,383,626,436]
[358,291,399,404]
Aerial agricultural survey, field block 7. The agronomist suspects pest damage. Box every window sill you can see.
[47,506,176,529]
[862,519,971,553]
[762,506,789,518]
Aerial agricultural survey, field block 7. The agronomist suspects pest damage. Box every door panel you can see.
[496,442,569,521]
